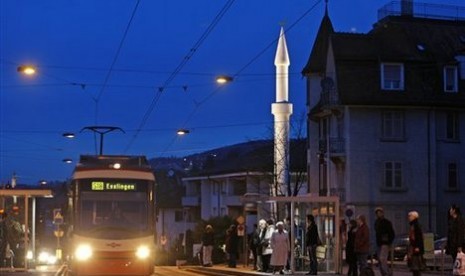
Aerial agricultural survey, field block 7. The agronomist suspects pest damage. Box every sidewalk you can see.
[184,263,452,276]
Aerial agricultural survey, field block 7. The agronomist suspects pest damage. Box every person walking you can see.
[374,207,395,276]
[354,214,370,274]
[225,224,239,268]
[306,214,320,275]
[201,224,214,267]
[346,219,358,276]
[407,211,424,276]
[270,221,289,274]
[446,204,465,262]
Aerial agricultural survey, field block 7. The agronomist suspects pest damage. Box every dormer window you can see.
[381,63,404,90]
[444,66,458,92]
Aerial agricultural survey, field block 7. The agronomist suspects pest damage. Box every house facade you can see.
[303,1,465,236]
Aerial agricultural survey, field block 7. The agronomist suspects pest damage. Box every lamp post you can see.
[81,126,124,155]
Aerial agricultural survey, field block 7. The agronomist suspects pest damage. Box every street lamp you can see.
[216,75,233,84]
[62,132,75,139]
[176,129,190,135]
[17,65,37,76]
[62,158,73,164]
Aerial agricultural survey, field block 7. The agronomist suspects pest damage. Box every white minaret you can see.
[272,27,293,196]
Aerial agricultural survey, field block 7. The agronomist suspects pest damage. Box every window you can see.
[381,111,405,140]
[447,163,458,190]
[381,63,404,90]
[384,162,403,189]
[444,66,458,92]
[446,112,459,141]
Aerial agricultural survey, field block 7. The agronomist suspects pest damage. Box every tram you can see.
[68,155,156,276]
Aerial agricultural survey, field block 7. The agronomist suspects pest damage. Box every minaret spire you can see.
[272,27,293,197]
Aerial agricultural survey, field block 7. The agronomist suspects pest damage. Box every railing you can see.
[378,1,465,21]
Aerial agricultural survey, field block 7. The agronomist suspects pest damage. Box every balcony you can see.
[378,1,465,22]
[182,196,200,206]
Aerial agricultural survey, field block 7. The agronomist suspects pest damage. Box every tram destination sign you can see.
[91,181,137,191]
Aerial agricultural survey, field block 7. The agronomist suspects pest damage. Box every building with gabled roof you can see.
[303,0,465,236]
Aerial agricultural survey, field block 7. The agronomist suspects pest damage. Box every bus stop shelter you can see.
[242,194,342,274]
[0,189,53,271]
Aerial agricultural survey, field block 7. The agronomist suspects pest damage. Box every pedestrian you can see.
[0,212,8,268]
[346,219,358,276]
[446,204,465,262]
[225,224,239,268]
[374,207,395,276]
[354,214,370,274]
[261,219,275,273]
[249,224,260,270]
[270,221,289,274]
[306,214,320,275]
[407,211,425,276]
[201,224,214,267]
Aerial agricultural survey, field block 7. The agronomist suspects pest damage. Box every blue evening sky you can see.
[0,0,462,184]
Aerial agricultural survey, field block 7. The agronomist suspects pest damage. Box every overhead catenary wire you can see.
[157,0,323,157]
[123,0,236,153]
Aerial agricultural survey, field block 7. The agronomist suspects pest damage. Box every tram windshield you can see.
[76,179,152,235]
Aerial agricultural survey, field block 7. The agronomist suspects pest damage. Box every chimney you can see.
[401,0,413,16]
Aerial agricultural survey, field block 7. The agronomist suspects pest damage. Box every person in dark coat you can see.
[225,224,239,268]
[201,225,214,267]
[446,204,465,262]
[354,215,370,274]
[0,213,8,268]
[306,214,320,275]
[407,211,424,276]
[346,219,358,276]
[374,207,395,276]
[249,224,260,270]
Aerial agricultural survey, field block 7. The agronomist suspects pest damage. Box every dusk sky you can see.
[0,0,462,184]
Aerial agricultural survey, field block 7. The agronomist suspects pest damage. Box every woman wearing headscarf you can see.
[407,211,424,276]
[270,221,289,274]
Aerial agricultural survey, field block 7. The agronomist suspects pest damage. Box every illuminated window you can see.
[444,66,458,92]
[381,63,404,90]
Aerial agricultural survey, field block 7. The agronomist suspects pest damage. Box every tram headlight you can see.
[75,244,93,261]
[135,246,150,259]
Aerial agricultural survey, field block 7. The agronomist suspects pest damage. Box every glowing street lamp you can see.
[216,75,233,84]
[17,65,37,75]
[62,158,73,164]
[176,129,190,135]
[62,132,75,139]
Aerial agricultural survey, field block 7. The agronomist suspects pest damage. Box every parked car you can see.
[391,234,409,261]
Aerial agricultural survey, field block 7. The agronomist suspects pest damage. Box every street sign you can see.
[53,208,64,225]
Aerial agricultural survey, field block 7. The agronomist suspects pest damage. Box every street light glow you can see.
[177,129,190,135]
[17,65,37,75]
[216,75,233,84]
[62,158,73,164]
[63,132,75,138]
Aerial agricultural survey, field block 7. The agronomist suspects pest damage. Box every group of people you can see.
[248,215,321,275]
[346,205,465,276]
